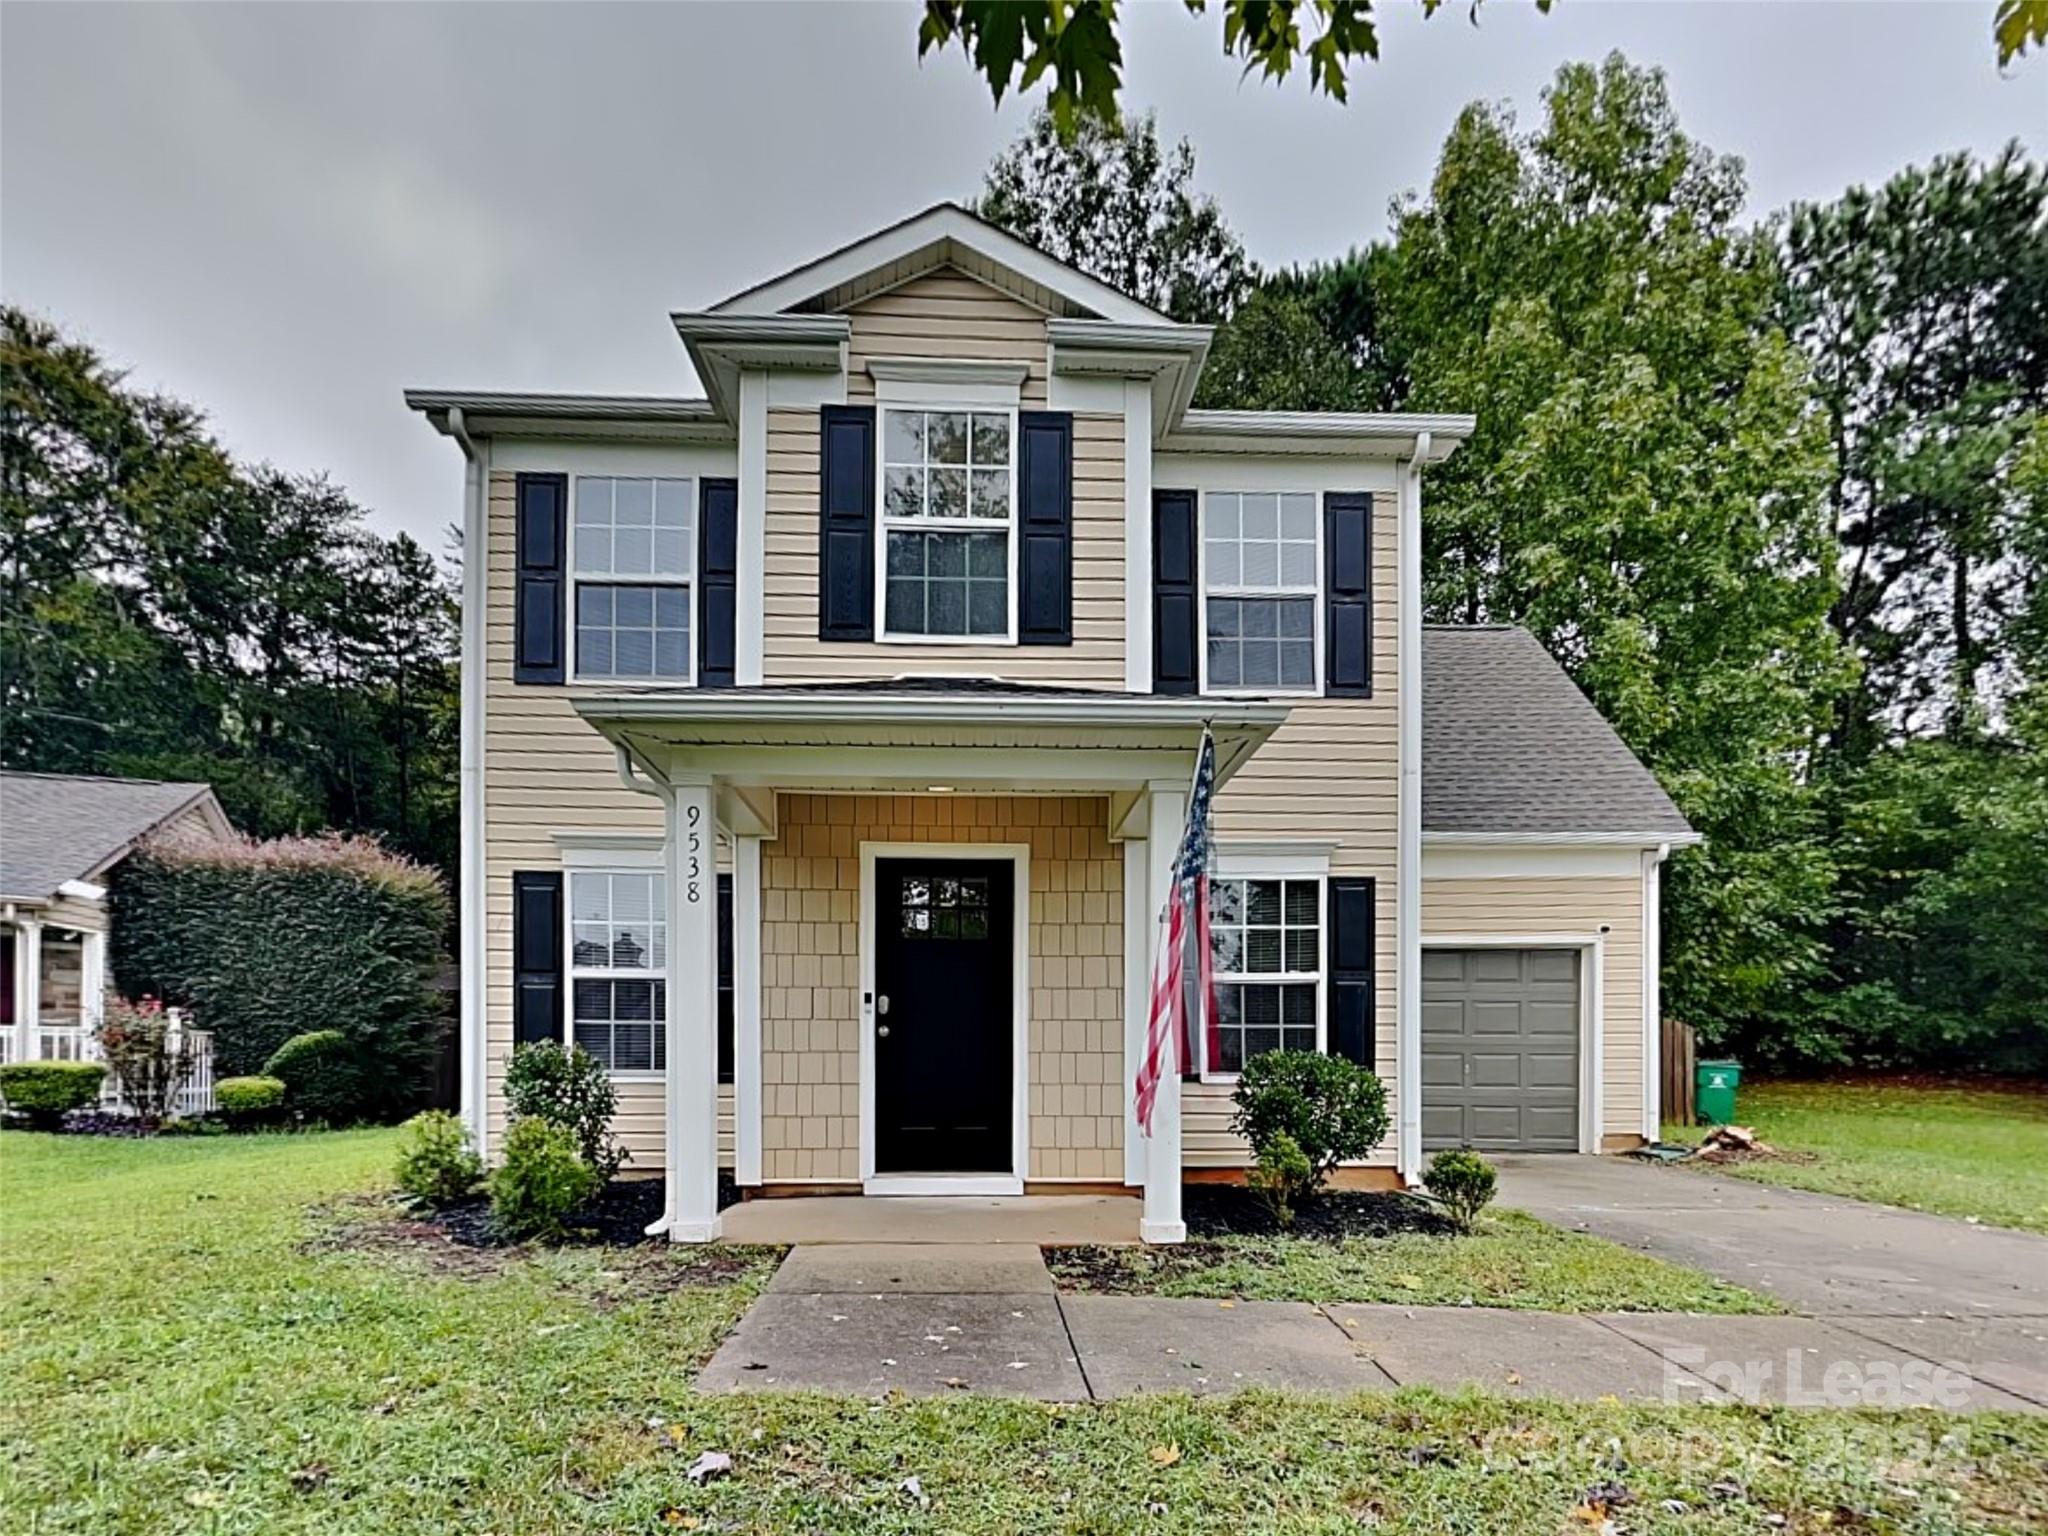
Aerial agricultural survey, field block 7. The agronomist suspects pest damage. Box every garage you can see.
[1421,947,1581,1152]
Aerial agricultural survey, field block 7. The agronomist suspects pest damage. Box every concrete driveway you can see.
[1495,1154,2048,1318]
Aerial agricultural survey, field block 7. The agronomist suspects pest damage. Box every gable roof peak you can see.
[708,201,1174,327]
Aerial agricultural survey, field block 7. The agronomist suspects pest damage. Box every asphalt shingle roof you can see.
[0,772,217,902]
[1422,626,1693,840]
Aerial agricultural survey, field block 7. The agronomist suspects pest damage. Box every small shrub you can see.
[1229,1050,1390,1207]
[488,1117,597,1241]
[264,1030,364,1124]
[395,1110,483,1206]
[505,1041,625,1180]
[1423,1146,1499,1233]
[1247,1129,1312,1229]
[95,996,199,1122]
[0,1061,107,1128]
[214,1075,286,1126]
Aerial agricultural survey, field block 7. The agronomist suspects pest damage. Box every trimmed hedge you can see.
[214,1075,286,1122]
[264,1031,363,1124]
[0,1061,106,1127]
[111,832,448,1121]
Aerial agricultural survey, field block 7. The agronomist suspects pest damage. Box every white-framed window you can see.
[568,869,666,1074]
[572,475,693,683]
[1202,490,1319,693]
[1202,874,1324,1078]
[878,407,1016,641]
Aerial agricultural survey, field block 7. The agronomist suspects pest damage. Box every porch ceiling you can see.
[571,685,1289,827]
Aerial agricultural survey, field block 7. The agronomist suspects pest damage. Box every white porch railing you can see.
[1,1015,216,1118]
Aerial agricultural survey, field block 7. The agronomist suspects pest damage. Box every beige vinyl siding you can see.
[843,270,1051,406]
[762,267,1125,686]
[762,409,1126,685]
[1422,876,1645,1142]
[40,892,106,934]
[1184,491,1402,1169]
[760,792,1122,1183]
[480,470,734,1168]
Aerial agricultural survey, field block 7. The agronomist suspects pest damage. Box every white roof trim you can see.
[708,203,1169,326]
[56,879,106,902]
[573,691,1290,730]
[1160,410,1475,460]
[865,357,1030,387]
[1423,830,1705,848]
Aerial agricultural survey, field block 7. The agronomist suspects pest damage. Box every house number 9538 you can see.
[684,802,703,905]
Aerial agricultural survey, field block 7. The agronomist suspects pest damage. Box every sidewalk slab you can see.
[768,1243,1053,1296]
[1593,1312,2038,1412]
[1330,1305,1671,1402]
[1823,1314,2048,1410]
[697,1292,1086,1399]
[1060,1295,1392,1397]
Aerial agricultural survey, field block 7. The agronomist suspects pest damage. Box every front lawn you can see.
[6,1130,2045,1534]
[1049,1208,1778,1312]
[1665,1077,2048,1233]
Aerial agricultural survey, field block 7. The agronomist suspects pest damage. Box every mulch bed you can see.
[1047,1187,1457,1295]
[1182,1184,1456,1240]
[418,1170,743,1249]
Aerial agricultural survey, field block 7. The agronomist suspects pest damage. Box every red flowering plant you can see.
[96,996,199,1124]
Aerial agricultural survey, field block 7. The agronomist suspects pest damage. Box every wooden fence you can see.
[1658,1017,1697,1128]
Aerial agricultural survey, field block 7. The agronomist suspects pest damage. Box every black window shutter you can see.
[818,405,876,641]
[1151,489,1198,695]
[1016,410,1073,645]
[512,871,563,1048]
[716,873,735,1084]
[1326,876,1376,1068]
[514,473,567,684]
[1324,492,1373,697]
[698,477,738,687]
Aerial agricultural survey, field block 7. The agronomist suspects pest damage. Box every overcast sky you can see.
[3,2,2041,547]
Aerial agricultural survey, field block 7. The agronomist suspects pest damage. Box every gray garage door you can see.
[1421,948,1580,1152]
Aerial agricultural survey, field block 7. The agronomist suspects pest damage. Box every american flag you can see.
[1135,727,1218,1135]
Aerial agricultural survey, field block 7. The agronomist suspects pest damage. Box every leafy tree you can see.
[1778,147,2048,756]
[922,1,1551,134]
[1366,57,1851,1039]
[0,306,459,880]
[977,107,1252,323]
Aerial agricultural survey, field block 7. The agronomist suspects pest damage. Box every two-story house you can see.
[409,204,1695,1244]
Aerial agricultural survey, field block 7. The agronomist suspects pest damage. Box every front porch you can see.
[571,682,1289,1245]
[718,1191,1141,1245]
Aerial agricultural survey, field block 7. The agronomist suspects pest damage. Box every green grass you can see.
[1664,1077,2048,1233]
[6,1130,2046,1534]
[1048,1209,1778,1312]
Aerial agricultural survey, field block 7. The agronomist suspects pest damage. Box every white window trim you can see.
[1197,866,1327,1085]
[568,473,696,687]
[564,862,668,1081]
[1197,488,1323,697]
[874,402,1020,646]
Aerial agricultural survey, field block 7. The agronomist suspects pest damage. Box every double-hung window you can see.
[568,870,665,1074]
[573,476,693,682]
[1204,875,1323,1076]
[1204,491,1318,691]
[880,408,1015,640]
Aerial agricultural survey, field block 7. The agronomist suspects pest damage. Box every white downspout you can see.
[1641,840,1671,1141]
[1395,431,1430,1183]
[449,407,491,1158]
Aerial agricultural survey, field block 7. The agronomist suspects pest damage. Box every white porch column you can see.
[79,928,108,1034]
[733,833,764,1188]
[15,919,42,1061]
[1140,779,1187,1245]
[663,774,722,1242]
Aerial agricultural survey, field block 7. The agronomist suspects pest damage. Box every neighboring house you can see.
[408,203,1695,1243]
[0,771,234,1065]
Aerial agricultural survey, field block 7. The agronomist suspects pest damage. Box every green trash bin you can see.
[1695,1059,1742,1126]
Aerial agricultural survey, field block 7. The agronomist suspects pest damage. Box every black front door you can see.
[874,858,1013,1173]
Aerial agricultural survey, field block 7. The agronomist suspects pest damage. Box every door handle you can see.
[878,1025,891,1038]
[877,994,890,1016]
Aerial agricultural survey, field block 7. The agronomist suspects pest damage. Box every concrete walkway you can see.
[697,1242,2048,1411]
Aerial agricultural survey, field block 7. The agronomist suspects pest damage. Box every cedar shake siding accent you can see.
[1184,490,1402,1169]
[1422,876,1646,1144]
[763,408,1126,684]
[760,793,1122,1183]
[482,470,734,1167]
